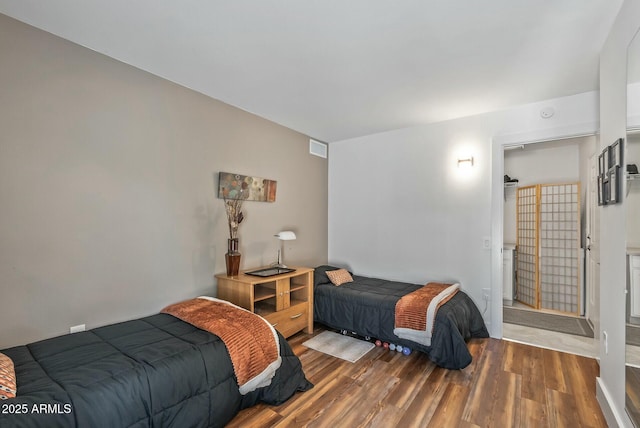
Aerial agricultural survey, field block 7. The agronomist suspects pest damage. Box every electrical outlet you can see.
[482,288,490,301]
[482,237,491,250]
[70,324,85,334]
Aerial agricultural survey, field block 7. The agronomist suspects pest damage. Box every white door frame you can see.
[586,152,601,335]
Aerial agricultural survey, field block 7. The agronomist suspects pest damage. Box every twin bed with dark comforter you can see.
[313,265,489,369]
[0,311,311,428]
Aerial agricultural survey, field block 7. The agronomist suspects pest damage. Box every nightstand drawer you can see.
[264,303,308,338]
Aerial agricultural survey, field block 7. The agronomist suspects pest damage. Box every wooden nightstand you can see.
[215,267,314,338]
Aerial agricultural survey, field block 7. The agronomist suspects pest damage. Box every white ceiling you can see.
[0,1,624,142]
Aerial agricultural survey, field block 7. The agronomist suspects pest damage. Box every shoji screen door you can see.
[516,183,581,315]
[516,185,538,308]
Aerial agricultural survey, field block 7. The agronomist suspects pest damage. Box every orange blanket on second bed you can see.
[162,296,281,394]
[393,282,460,346]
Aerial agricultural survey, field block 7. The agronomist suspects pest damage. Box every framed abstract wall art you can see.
[218,172,277,202]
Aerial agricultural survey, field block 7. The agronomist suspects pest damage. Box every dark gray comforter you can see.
[313,265,489,369]
[0,313,312,428]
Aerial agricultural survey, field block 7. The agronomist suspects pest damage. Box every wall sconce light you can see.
[273,231,296,268]
[457,157,474,168]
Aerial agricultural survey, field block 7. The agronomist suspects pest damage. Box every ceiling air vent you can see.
[309,139,327,159]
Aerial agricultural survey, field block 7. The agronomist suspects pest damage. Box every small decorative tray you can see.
[244,267,296,277]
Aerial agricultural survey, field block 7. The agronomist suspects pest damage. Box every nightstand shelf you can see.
[254,301,276,316]
[254,285,277,302]
[215,266,314,338]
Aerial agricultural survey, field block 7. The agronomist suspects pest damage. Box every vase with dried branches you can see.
[222,190,247,276]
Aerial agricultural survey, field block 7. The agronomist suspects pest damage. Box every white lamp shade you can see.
[275,231,296,240]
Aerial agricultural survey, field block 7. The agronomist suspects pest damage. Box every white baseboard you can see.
[596,377,631,427]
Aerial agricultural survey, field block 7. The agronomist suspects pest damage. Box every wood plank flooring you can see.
[228,325,607,427]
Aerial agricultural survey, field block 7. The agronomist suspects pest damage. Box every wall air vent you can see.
[309,139,328,158]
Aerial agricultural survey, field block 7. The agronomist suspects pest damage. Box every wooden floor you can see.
[228,325,607,427]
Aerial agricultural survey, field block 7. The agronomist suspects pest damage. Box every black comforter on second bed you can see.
[313,265,489,369]
[0,313,311,428]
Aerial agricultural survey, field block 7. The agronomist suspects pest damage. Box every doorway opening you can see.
[502,136,597,339]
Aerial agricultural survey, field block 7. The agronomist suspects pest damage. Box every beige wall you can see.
[0,14,328,349]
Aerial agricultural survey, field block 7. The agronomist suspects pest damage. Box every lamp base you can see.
[271,248,288,268]
[271,262,288,269]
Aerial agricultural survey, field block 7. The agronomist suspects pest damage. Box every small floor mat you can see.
[504,306,594,338]
[302,331,375,363]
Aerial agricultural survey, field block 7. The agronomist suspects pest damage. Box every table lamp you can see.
[273,231,296,268]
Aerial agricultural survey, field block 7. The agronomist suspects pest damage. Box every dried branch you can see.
[222,189,248,240]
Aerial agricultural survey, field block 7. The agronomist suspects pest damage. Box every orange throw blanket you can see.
[162,296,281,395]
[393,282,460,346]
